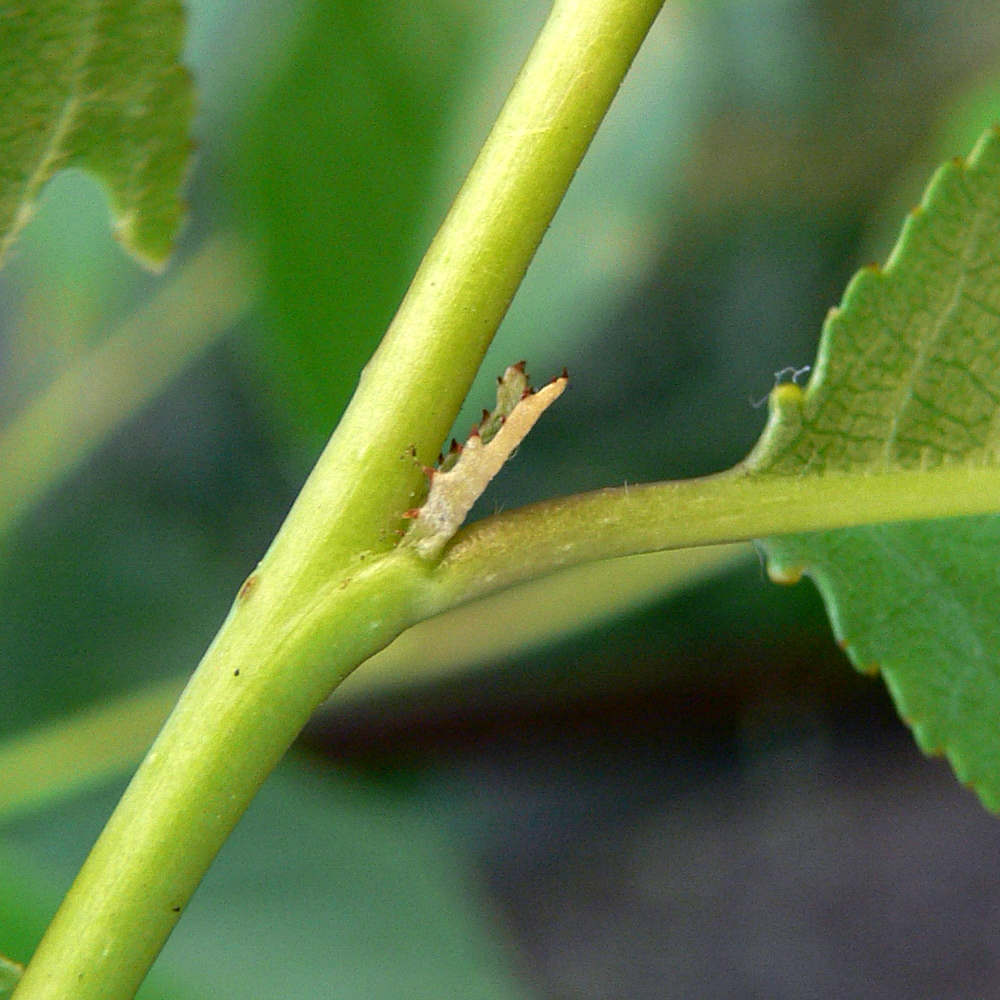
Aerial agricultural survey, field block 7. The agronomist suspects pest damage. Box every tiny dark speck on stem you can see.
[233,669,240,677]
[172,906,181,913]
[238,574,258,600]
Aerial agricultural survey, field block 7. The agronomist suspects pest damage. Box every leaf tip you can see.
[111,200,190,274]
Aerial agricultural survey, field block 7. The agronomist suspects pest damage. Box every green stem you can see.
[12,555,425,1000]
[425,464,1000,611]
[261,0,668,573]
[12,3,665,998]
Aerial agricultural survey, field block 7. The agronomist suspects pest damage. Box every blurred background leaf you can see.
[1,757,530,998]
[0,0,193,267]
[234,0,500,447]
[0,952,21,998]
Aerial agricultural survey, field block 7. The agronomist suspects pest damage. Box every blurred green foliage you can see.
[3,759,529,999]
[3,0,1000,995]
[236,0,509,445]
[0,953,21,998]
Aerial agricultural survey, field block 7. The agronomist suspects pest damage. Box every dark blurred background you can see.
[4,0,1000,997]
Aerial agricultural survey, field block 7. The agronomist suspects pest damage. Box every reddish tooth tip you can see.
[560,367,569,380]
[402,508,421,519]
[470,423,480,438]
[514,360,527,372]
[450,437,461,453]
[520,387,533,399]
[481,409,490,422]
[421,466,435,481]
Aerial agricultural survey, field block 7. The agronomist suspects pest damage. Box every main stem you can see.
[12,2,665,998]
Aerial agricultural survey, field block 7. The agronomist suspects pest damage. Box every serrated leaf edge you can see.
[745,124,1000,478]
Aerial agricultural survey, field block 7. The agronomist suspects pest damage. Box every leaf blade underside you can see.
[0,1,193,269]
[747,126,1000,809]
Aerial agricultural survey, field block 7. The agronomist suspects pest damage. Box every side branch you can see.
[424,466,1000,611]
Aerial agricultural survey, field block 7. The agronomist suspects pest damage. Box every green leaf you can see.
[0,954,22,999]
[750,126,1000,809]
[235,0,486,445]
[0,1,193,269]
[765,518,1000,805]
